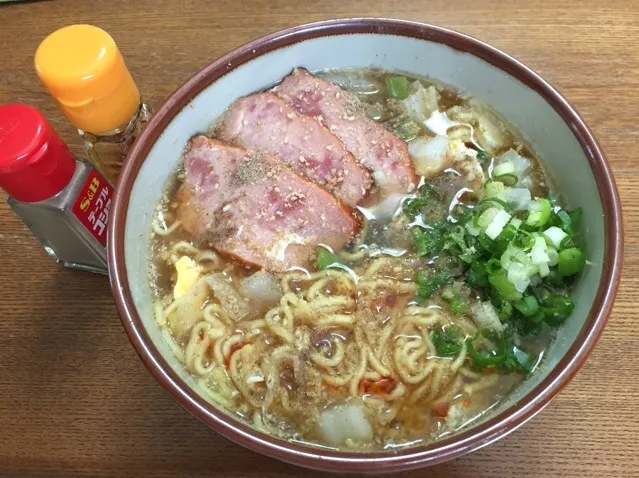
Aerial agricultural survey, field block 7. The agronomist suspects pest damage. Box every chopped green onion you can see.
[540,294,574,326]
[476,150,489,162]
[450,298,469,315]
[485,181,506,198]
[544,226,569,249]
[474,197,511,216]
[526,198,552,229]
[493,296,514,321]
[478,207,501,229]
[493,161,516,177]
[486,259,502,274]
[392,120,421,141]
[556,210,573,233]
[386,76,410,99]
[546,269,565,287]
[469,327,536,374]
[529,310,546,324]
[493,173,518,187]
[485,209,512,240]
[504,346,536,374]
[512,230,535,250]
[468,330,505,368]
[416,270,453,299]
[510,217,523,229]
[444,226,468,253]
[432,326,464,357]
[557,247,585,276]
[467,261,489,289]
[412,226,445,257]
[477,232,496,253]
[403,184,441,219]
[568,207,582,226]
[488,270,523,301]
[493,224,517,254]
[441,283,470,315]
[514,295,539,317]
[316,249,343,270]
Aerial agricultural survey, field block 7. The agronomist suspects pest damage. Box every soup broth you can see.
[149,69,583,451]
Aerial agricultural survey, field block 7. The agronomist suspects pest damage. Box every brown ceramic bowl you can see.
[108,18,622,473]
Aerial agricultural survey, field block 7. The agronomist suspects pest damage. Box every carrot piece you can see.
[358,377,397,396]
[432,402,450,419]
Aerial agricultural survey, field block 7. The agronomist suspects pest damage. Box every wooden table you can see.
[0,0,636,476]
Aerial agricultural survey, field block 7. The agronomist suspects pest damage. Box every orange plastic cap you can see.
[35,24,140,134]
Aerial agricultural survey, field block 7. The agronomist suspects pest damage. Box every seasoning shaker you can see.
[0,104,112,274]
[34,24,151,184]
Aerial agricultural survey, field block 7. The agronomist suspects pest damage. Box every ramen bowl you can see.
[108,19,622,473]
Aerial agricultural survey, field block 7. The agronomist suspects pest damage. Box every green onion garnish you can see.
[386,76,410,99]
[526,198,552,229]
[316,249,343,270]
[493,173,518,187]
[557,247,585,276]
[488,270,523,301]
[513,295,539,317]
[416,270,453,299]
[432,326,464,357]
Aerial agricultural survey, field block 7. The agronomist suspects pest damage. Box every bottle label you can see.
[71,169,113,246]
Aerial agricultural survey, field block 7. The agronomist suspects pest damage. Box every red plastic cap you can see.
[0,104,76,202]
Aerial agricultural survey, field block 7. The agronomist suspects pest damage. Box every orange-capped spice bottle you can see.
[0,104,110,274]
[35,24,151,184]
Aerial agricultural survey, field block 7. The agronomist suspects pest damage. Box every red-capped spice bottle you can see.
[0,104,111,274]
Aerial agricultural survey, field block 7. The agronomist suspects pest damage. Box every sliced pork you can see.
[218,93,372,206]
[177,136,360,273]
[274,68,418,194]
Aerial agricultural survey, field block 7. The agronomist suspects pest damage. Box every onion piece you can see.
[538,262,550,278]
[530,246,550,265]
[447,100,508,153]
[471,301,504,332]
[501,245,529,270]
[485,209,512,239]
[402,82,439,123]
[507,263,534,293]
[408,135,449,176]
[478,207,500,229]
[316,402,373,447]
[466,221,481,237]
[493,161,516,177]
[544,226,569,249]
[240,270,282,305]
[499,188,532,211]
[498,149,533,188]
[510,217,523,229]
[530,236,550,265]
[205,273,251,321]
[547,247,559,266]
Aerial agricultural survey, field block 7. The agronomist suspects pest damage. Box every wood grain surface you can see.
[0,0,636,476]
